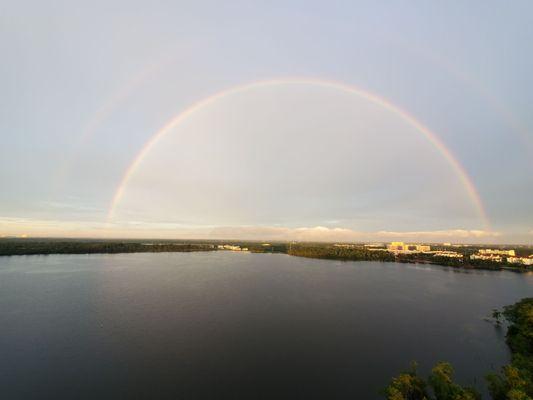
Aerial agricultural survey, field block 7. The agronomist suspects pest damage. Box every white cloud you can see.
[376,229,500,239]
[210,226,362,242]
[0,217,505,243]
[209,226,501,243]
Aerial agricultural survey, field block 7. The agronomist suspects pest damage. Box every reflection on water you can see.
[0,252,531,399]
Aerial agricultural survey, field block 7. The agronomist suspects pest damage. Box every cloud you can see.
[376,230,500,239]
[0,217,211,239]
[209,226,362,242]
[0,217,504,243]
[209,226,501,243]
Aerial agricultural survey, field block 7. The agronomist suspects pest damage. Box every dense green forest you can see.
[384,298,533,400]
[287,243,396,262]
[0,239,288,256]
[1,239,531,272]
[288,244,532,271]
[0,239,215,255]
[231,242,289,253]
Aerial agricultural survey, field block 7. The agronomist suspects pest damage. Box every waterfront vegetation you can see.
[0,238,216,256]
[384,362,480,400]
[287,243,395,262]
[0,239,530,272]
[485,298,533,400]
[384,297,533,400]
[287,244,532,271]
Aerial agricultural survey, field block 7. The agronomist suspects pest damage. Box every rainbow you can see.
[107,78,490,229]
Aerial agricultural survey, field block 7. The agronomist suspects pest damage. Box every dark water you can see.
[0,252,531,399]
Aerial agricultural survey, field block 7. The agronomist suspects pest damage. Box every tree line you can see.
[384,297,533,400]
[288,244,531,271]
[0,240,216,256]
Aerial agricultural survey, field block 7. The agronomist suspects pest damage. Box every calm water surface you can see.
[0,252,531,399]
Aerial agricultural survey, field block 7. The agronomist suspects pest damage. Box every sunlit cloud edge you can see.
[0,217,510,243]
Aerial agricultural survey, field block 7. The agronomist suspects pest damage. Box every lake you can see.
[0,252,531,399]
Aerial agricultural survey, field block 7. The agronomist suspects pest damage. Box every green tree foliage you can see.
[0,239,216,255]
[385,362,479,400]
[492,309,503,325]
[2,240,530,272]
[288,244,531,271]
[428,362,480,400]
[387,298,533,400]
[384,363,429,400]
[288,244,395,262]
[486,298,533,400]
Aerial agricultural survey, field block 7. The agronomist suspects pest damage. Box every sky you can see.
[1,1,532,243]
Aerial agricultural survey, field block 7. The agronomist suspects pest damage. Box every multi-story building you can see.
[470,254,503,263]
[387,242,406,251]
[217,245,248,251]
[415,245,431,252]
[507,256,533,266]
[334,244,357,248]
[386,242,431,253]
[433,251,463,258]
[478,249,516,256]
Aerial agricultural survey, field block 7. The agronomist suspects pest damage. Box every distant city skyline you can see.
[1,1,532,243]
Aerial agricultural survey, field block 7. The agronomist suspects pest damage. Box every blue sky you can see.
[1,1,532,243]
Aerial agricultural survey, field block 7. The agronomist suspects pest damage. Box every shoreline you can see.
[1,243,531,273]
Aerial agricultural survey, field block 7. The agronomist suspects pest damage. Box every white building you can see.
[217,245,248,251]
[433,251,463,258]
[478,249,515,256]
[470,254,503,263]
[507,256,533,266]
[386,242,431,253]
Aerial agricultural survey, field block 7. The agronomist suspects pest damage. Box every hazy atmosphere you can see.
[1,1,532,243]
[2,4,533,400]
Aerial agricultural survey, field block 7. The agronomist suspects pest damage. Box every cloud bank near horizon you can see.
[208,226,501,243]
[0,217,509,244]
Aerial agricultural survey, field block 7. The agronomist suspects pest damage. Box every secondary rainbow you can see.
[107,78,490,230]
